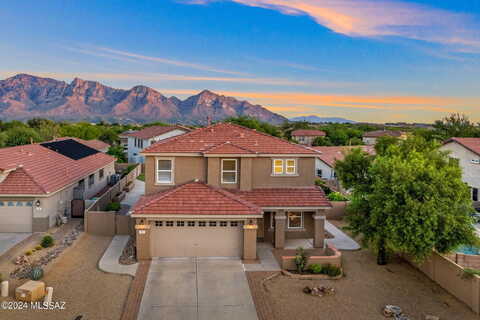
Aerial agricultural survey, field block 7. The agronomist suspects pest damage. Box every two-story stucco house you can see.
[131,123,331,260]
[440,138,480,209]
[0,139,115,232]
[124,126,190,163]
[291,129,326,146]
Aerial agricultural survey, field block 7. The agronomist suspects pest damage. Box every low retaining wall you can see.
[281,244,342,270]
[326,201,347,220]
[405,252,480,314]
[85,211,134,236]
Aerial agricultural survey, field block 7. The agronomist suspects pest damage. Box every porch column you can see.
[274,210,286,249]
[135,222,152,260]
[243,221,257,260]
[313,210,326,248]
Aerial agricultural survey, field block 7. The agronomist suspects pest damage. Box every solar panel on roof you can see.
[40,139,99,160]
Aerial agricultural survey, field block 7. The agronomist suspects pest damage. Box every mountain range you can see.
[0,74,287,124]
[290,115,355,123]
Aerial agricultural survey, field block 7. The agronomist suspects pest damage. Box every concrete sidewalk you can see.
[99,235,138,276]
[122,180,145,210]
[325,221,360,250]
[243,242,280,271]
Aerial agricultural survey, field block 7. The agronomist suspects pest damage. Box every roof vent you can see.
[194,178,199,182]
[240,133,245,138]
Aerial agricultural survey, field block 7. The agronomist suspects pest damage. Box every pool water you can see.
[457,245,480,255]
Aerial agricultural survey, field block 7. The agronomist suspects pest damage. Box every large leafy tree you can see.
[226,116,281,137]
[433,113,479,139]
[335,137,478,264]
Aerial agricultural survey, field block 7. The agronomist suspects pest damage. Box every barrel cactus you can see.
[30,267,44,280]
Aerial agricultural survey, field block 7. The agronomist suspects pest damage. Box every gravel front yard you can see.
[0,234,132,320]
[247,249,478,320]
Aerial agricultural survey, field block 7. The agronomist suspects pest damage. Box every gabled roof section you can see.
[313,145,376,167]
[142,122,320,155]
[203,141,256,155]
[132,181,262,215]
[0,141,114,195]
[291,129,326,137]
[444,137,480,156]
[124,125,190,140]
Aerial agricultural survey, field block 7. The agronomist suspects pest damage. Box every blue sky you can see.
[1,0,479,122]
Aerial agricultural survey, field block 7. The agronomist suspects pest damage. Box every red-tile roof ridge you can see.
[3,166,47,194]
[132,180,262,215]
[142,122,322,155]
[203,141,257,154]
[313,145,375,167]
[291,129,326,137]
[445,137,480,156]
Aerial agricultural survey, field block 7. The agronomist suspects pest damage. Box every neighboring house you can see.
[362,130,406,145]
[440,138,480,208]
[313,145,375,180]
[131,122,331,260]
[0,139,115,232]
[55,137,111,153]
[124,126,190,163]
[291,129,326,146]
[119,130,137,154]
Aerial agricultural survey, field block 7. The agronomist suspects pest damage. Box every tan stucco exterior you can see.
[144,155,316,193]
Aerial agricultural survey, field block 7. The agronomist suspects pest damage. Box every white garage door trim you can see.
[151,220,244,258]
[0,201,33,233]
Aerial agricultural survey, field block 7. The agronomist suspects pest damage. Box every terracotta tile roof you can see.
[363,130,403,138]
[0,141,114,195]
[445,137,480,156]
[313,145,376,167]
[124,125,190,140]
[143,123,320,155]
[56,137,110,151]
[132,181,262,215]
[291,129,326,137]
[231,187,332,208]
[203,142,256,155]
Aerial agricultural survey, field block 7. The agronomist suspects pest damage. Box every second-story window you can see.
[221,159,237,184]
[156,158,173,184]
[272,159,297,175]
[88,174,95,187]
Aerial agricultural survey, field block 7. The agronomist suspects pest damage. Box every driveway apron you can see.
[137,257,258,320]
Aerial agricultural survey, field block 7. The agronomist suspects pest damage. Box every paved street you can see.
[137,257,258,320]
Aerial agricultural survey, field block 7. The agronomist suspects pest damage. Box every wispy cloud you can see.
[64,44,246,75]
[183,0,480,52]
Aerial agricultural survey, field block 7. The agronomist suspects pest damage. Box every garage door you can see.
[0,202,33,232]
[151,220,243,257]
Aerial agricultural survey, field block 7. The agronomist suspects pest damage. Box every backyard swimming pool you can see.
[457,245,480,255]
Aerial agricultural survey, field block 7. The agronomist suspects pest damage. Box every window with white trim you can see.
[272,159,297,175]
[287,212,303,229]
[156,159,173,184]
[221,159,237,184]
[286,159,296,174]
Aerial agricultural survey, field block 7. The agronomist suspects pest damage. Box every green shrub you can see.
[106,202,121,212]
[321,264,342,277]
[30,267,44,281]
[294,247,308,274]
[40,235,54,248]
[136,173,145,182]
[327,192,349,201]
[315,179,332,195]
[461,268,480,279]
[25,250,32,256]
[35,245,42,250]
[315,179,325,187]
[309,264,322,274]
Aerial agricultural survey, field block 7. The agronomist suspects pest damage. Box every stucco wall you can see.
[315,158,335,179]
[127,129,187,163]
[441,142,480,194]
[262,211,315,243]
[251,157,316,188]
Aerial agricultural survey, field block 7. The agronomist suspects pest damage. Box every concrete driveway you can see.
[0,233,31,256]
[137,258,258,320]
